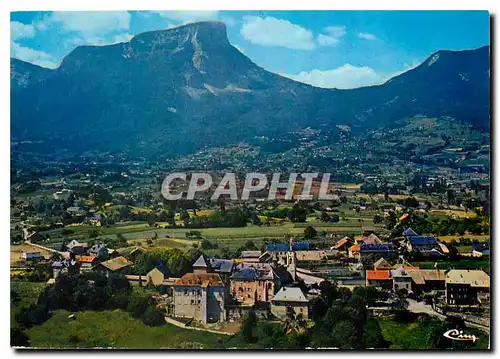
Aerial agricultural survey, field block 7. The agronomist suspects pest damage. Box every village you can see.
[14,224,490,335]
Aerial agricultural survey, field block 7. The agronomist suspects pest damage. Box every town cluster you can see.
[20,226,490,329]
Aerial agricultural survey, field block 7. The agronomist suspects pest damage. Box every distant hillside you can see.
[11,21,490,158]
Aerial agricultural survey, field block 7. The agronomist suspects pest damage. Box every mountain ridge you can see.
[11,22,490,158]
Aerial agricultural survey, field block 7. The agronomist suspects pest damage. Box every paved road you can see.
[407,299,490,333]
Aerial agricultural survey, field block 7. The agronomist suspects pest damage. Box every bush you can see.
[142,307,166,326]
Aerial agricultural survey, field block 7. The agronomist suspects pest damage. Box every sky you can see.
[10,10,490,89]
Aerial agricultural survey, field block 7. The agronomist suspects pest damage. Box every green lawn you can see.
[377,317,489,350]
[26,310,228,349]
[11,281,46,327]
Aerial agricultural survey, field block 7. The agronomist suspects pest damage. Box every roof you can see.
[173,273,224,287]
[193,254,210,268]
[472,242,490,252]
[295,250,325,261]
[272,287,309,302]
[402,227,419,236]
[265,243,289,251]
[99,256,132,271]
[438,242,450,254]
[360,243,395,252]
[391,267,412,277]
[409,236,438,246]
[334,237,352,249]
[408,269,446,285]
[373,258,391,269]
[446,270,490,288]
[67,240,88,250]
[349,244,360,252]
[366,270,391,281]
[265,241,309,251]
[89,243,107,253]
[241,250,262,258]
[291,241,309,250]
[154,263,170,276]
[210,258,234,273]
[230,267,259,281]
[359,233,382,245]
[77,255,97,263]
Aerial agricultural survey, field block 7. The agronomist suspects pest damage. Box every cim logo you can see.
[443,329,478,343]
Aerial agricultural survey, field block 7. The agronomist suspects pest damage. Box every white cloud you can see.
[11,21,36,41]
[317,25,346,47]
[325,26,346,38]
[358,32,377,40]
[11,41,57,69]
[282,64,389,89]
[152,11,219,24]
[241,16,315,50]
[317,34,340,47]
[41,11,131,42]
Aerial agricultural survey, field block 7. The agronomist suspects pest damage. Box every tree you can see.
[241,310,257,343]
[304,225,317,239]
[320,211,331,223]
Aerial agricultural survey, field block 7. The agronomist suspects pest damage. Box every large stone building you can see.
[229,266,280,306]
[172,272,226,323]
[445,269,490,306]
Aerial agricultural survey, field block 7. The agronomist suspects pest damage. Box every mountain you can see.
[10,21,490,158]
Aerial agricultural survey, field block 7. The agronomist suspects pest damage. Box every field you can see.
[26,310,227,349]
[437,234,490,243]
[10,244,52,266]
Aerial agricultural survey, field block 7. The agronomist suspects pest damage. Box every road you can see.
[407,299,490,333]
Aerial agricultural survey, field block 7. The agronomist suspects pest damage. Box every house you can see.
[172,272,226,323]
[89,215,102,226]
[52,258,81,278]
[333,236,353,252]
[407,236,439,252]
[20,251,42,261]
[271,287,310,320]
[391,266,413,292]
[76,255,98,271]
[366,270,392,289]
[357,233,382,245]
[445,270,490,306]
[66,239,89,255]
[89,243,109,257]
[407,269,446,294]
[67,206,86,216]
[26,231,42,243]
[94,256,132,276]
[359,243,398,263]
[147,263,170,286]
[373,258,392,271]
[230,267,280,306]
[471,243,490,257]
[192,255,234,282]
[348,244,360,259]
[402,227,419,238]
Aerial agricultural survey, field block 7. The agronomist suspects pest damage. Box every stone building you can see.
[172,272,226,323]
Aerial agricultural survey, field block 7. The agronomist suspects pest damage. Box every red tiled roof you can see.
[367,270,391,281]
[173,273,224,287]
[77,255,97,263]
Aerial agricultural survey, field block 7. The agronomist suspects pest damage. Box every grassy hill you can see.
[26,310,227,349]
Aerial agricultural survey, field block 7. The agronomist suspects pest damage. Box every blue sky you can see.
[11,10,490,89]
